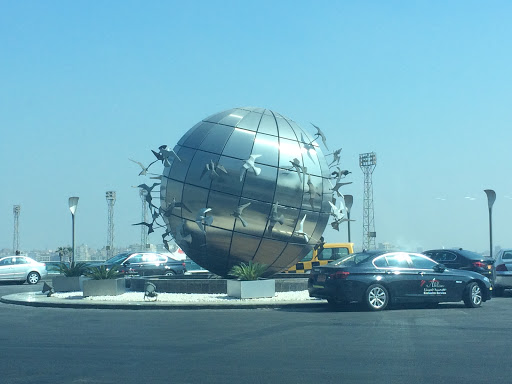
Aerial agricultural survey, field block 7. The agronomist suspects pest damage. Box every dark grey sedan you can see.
[100,252,187,277]
[309,250,492,310]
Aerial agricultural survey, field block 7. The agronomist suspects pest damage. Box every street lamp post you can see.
[344,195,354,243]
[68,197,79,265]
[484,190,496,258]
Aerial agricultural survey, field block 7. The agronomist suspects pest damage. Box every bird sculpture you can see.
[152,145,181,166]
[240,154,262,182]
[138,182,160,193]
[150,208,161,223]
[329,200,346,222]
[132,221,156,235]
[162,238,170,251]
[175,220,192,244]
[327,148,342,167]
[294,214,309,243]
[195,208,214,234]
[161,197,192,216]
[289,158,306,182]
[314,236,326,252]
[201,160,228,180]
[129,158,158,176]
[311,123,329,150]
[300,133,316,162]
[329,199,354,231]
[329,179,353,198]
[331,167,351,181]
[137,183,160,209]
[231,202,251,227]
[306,175,321,210]
[267,201,285,235]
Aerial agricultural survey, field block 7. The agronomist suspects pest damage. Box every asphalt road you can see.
[1,281,510,384]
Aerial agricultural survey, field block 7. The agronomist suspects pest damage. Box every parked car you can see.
[422,248,494,281]
[184,259,209,275]
[44,261,63,275]
[492,248,512,296]
[308,250,492,310]
[99,252,187,277]
[0,255,48,284]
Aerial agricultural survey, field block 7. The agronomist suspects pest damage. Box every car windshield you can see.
[105,253,130,264]
[331,252,376,266]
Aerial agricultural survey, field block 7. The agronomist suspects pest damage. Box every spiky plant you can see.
[58,262,89,277]
[229,261,268,281]
[85,265,122,280]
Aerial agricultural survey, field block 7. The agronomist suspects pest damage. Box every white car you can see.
[493,248,512,296]
[0,255,48,284]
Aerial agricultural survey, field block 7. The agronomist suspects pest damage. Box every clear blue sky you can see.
[1,1,511,254]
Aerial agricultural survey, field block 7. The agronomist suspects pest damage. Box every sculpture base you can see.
[226,279,276,299]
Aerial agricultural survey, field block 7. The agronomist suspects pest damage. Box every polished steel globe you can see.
[160,107,332,277]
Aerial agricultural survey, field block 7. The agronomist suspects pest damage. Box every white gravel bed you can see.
[48,290,320,303]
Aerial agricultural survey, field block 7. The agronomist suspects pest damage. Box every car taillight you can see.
[496,264,508,271]
[472,262,486,268]
[332,271,350,279]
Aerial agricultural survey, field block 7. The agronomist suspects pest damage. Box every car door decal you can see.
[420,278,447,295]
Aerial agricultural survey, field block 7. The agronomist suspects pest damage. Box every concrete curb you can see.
[0,293,327,310]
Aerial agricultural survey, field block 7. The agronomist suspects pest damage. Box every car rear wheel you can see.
[165,271,176,276]
[463,282,482,308]
[365,284,389,311]
[27,272,40,285]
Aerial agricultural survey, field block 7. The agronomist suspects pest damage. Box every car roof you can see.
[353,250,420,258]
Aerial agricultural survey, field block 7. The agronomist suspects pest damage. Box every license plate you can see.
[318,274,326,282]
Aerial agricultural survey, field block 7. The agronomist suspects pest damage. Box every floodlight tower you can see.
[359,152,377,250]
[13,205,20,253]
[106,191,116,258]
[139,188,148,250]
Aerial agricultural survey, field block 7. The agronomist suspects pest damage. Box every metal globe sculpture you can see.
[160,107,337,277]
[133,107,351,277]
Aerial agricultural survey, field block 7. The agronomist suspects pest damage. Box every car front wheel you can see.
[27,272,40,285]
[165,271,176,276]
[365,284,389,311]
[463,282,482,308]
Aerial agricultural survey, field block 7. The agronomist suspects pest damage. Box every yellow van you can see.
[284,242,354,273]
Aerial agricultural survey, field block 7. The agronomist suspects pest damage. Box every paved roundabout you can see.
[1,290,326,310]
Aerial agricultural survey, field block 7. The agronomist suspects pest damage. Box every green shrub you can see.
[58,262,89,277]
[229,261,267,281]
[85,265,122,280]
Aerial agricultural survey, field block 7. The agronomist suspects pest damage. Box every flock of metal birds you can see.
[130,124,353,250]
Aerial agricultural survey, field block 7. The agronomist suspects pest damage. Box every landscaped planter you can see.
[52,276,89,292]
[82,278,126,297]
[227,279,275,299]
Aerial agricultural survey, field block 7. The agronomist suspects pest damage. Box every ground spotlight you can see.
[42,282,54,297]
[144,282,158,301]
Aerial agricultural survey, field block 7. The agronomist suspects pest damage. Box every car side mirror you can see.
[123,261,130,266]
[433,263,446,273]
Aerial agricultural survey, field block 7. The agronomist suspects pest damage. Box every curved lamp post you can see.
[68,197,79,265]
[344,195,354,243]
[484,190,496,258]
